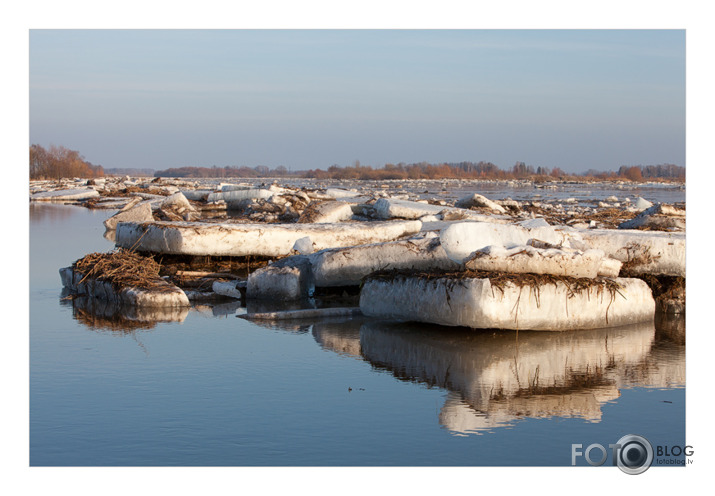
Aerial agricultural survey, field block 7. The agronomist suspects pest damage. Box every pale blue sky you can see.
[29,29,685,172]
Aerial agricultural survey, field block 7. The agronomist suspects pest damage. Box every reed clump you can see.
[73,249,165,290]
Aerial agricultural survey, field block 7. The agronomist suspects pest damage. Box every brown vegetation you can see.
[153,160,685,182]
[30,144,104,179]
[73,250,165,290]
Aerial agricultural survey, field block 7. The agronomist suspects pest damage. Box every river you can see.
[29,184,686,467]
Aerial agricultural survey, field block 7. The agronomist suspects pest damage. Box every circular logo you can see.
[615,434,654,475]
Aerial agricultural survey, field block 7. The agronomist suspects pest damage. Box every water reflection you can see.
[311,316,684,435]
[30,203,86,223]
[103,229,116,243]
[60,289,189,332]
[192,300,243,318]
[312,319,364,358]
[243,318,314,334]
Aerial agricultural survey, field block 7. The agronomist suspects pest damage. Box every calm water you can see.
[29,199,685,467]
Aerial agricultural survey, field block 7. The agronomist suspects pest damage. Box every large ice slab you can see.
[297,200,354,223]
[59,267,190,308]
[115,219,422,257]
[373,198,446,219]
[373,198,502,223]
[440,220,582,264]
[159,191,200,221]
[310,234,460,287]
[579,228,685,277]
[455,193,507,214]
[31,188,100,202]
[618,203,685,231]
[247,262,312,300]
[206,188,274,208]
[360,273,654,330]
[179,189,214,201]
[246,233,460,297]
[325,188,358,199]
[103,199,154,230]
[464,244,621,278]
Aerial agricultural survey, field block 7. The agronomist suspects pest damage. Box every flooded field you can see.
[29,181,686,466]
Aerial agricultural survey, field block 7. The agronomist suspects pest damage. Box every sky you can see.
[28,29,685,173]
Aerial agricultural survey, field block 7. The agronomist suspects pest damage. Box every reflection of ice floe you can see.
[244,297,312,316]
[191,300,243,318]
[438,388,618,435]
[242,307,364,335]
[358,320,682,435]
[619,313,685,389]
[439,392,516,434]
[656,312,685,345]
[61,290,189,332]
[311,319,364,358]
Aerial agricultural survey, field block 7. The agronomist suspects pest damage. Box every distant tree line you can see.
[616,164,685,181]
[154,160,685,182]
[28,145,684,182]
[104,167,156,177]
[154,165,290,178]
[30,144,104,180]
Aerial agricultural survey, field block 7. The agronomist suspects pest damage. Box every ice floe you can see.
[103,198,154,230]
[31,188,100,202]
[310,234,460,287]
[60,266,190,308]
[439,220,582,264]
[297,200,354,224]
[579,228,685,277]
[115,219,422,257]
[360,273,654,330]
[464,244,621,278]
[618,203,685,231]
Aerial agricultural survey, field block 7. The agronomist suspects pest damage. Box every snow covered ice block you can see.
[179,189,214,201]
[297,200,354,223]
[246,264,312,300]
[579,228,685,277]
[206,188,274,207]
[440,220,582,264]
[324,188,358,199]
[359,273,654,331]
[31,188,100,202]
[59,266,190,308]
[115,220,422,257]
[464,245,621,278]
[103,200,154,230]
[161,191,199,213]
[373,198,501,223]
[454,193,507,213]
[373,198,446,219]
[310,234,460,287]
[618,204,685,231]
[212,280,243,300]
